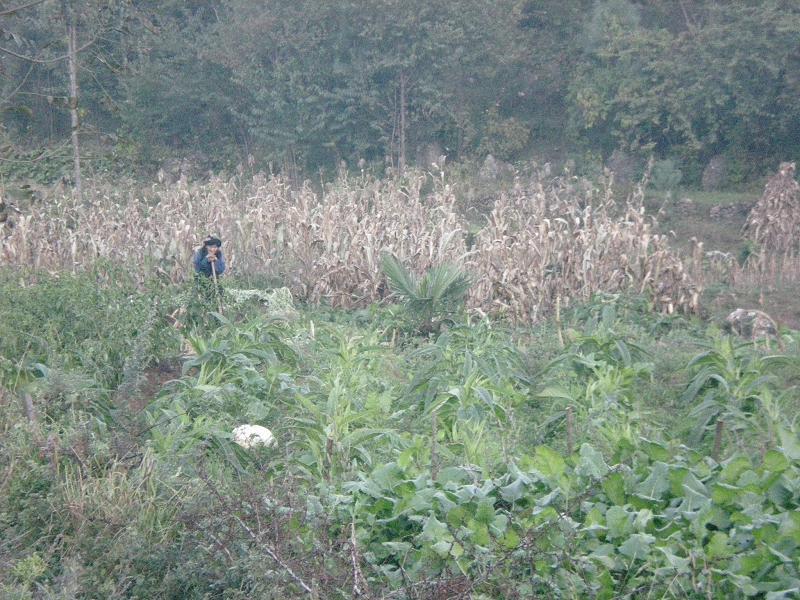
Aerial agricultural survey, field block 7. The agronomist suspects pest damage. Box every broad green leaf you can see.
[778,427,800,461]
[779,511,800,544]
[596,568,616,600]
[737,470,761,490]
[767,545,793,564]
[433,491,457,513]
[618,533,655,560]
[576,443,609,479]
[583,506,605,530]
[383,541,412,555]
[419,513,450,543]
[657,547,690,573]
[437,466,471,484]
[591,544,617,569]
[501,528,520,549]
[668,466,689,497]
[431,540,453,559]
[633,509,653,532]
[605,505,632,540]
[531,506,559,524]
[475,499,495,525]
[446,506,467,528]
[765,589,800,600]
[537,386,576,401]
[370,462,404,490]
[449,541,464,559]
[720,455,753,484]
[603,472,626,505]
[499,477,527,503]
[536,489,561,507]
[468,519,491,546]
[706,531,733,559]
[635,462,670,501]
[533,445,566,479]
[712,482,741,505]
[640,438,671,462]
[491,513,509,535]
[397,447,414,470]
[767,480,793,507]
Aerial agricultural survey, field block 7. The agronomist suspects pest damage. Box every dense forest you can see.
[1,0,799,184]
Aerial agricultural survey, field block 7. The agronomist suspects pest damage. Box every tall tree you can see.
[0,0,142,189]
[569,0,800,172]
[209,0,522,173]
[116,1,245,170]
[60,0,81,195]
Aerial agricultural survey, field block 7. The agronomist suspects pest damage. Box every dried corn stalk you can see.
[1,168,700,321]
[743,162,800,259]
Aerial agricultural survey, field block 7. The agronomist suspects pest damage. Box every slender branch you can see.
[0,37,98,64]
[0,61,34,105]
[678,0,697,33]
[231,513,315,595]
[0,0,46,17]
[81,63,119,109]
[204,530,234,564]
[7,90,67,100]
[0,139,71,163]
[350,518,369,598]
[0,458,17,497]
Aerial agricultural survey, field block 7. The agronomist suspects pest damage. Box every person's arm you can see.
[215,252,226,275]
[194,251,208,273]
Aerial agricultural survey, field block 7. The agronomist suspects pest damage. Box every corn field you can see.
[2,169,700,321]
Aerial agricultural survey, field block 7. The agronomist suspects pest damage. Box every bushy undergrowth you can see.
[0,268,179,414]
[1,275,798,598]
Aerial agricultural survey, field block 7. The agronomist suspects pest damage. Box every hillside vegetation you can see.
[1,1,798,184]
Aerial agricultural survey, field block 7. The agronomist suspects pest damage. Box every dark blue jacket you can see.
[193,248,226,277]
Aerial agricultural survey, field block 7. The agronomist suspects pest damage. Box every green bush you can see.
[651,158,683,191]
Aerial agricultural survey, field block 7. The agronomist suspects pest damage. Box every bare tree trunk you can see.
[62,0,82,200]
[398,71,407,173]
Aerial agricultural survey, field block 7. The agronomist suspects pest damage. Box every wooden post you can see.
[211,260,223,314]
[556,295,565,348]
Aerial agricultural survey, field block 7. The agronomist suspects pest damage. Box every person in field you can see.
[169,236,227,329]
[193,236,226,278]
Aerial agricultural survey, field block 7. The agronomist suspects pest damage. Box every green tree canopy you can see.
[570,1,800,171]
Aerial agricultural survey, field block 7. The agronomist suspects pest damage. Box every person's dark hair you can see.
[203,236,222,248]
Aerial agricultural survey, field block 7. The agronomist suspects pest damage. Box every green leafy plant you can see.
[381,253,470,334]
[683,336,786,453]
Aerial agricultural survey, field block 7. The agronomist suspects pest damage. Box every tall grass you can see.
[2,168,700,321]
